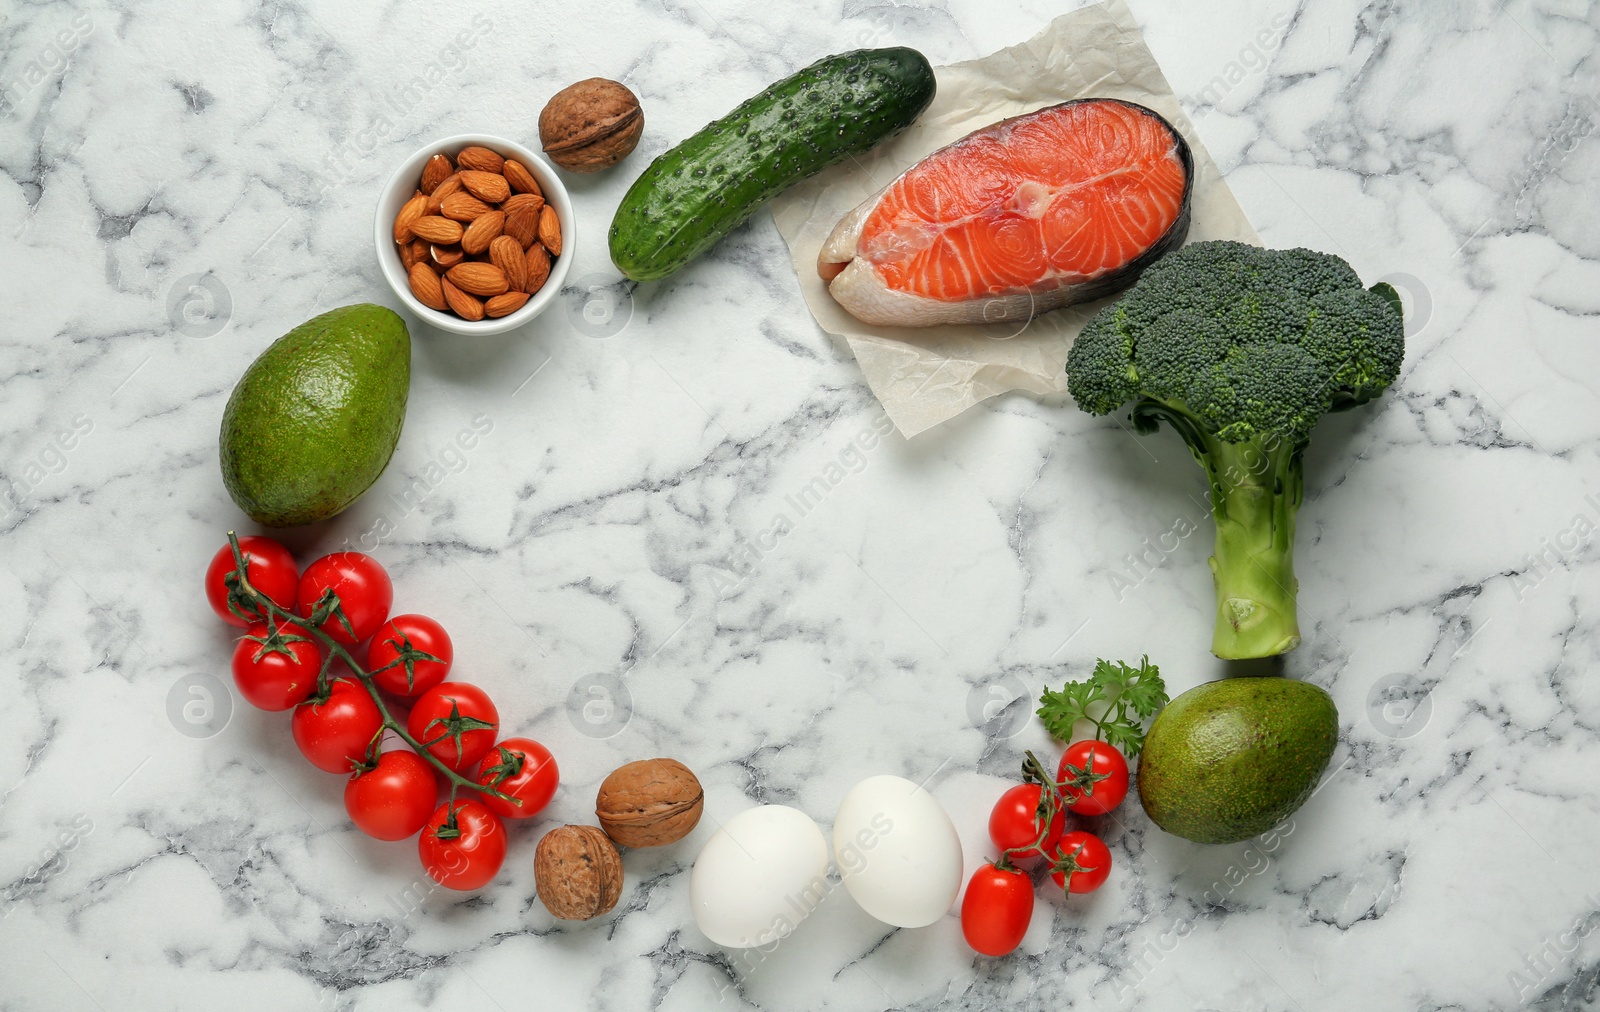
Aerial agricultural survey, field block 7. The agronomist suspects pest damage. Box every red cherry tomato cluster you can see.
[961,743,1130,957]
[205,535,559,891]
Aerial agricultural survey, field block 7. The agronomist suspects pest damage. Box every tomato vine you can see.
[223,531,516,813]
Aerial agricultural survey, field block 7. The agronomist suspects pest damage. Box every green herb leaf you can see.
[1103,656,1167,720]
[1035,655,1169,759]
[1036,680,1103,740]
[1101,720,1146,757]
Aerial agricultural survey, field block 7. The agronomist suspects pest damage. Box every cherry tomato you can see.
[475,738,558,820]
[292,678,384,773]
[988,783,1066,860]
[345,750,438,841]
[1050,831,1112,894]
[1057,741,1130,816]
[297,552,393,648]
[961,863,1034,957]
[206,537,298,627]
[365,614,453,697]
[418,800,506,891]
[231,619,323,711]
[406,683,499,773]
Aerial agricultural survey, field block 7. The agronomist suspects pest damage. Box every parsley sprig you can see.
[1036,656,1168,759]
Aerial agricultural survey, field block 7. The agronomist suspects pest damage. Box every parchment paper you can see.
[771,0,1259,437]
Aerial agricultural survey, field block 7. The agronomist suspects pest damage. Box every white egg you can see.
[690,805,831,948]
[833,774,963,928]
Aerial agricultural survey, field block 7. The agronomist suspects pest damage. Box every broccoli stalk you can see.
[1134,398,1304,657]
[1207,437,1302,658]
[1068,241,1405,660]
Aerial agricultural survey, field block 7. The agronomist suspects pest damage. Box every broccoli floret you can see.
[1067,240,1405,659]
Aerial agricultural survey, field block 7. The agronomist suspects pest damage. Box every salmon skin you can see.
[819,98,1194,327]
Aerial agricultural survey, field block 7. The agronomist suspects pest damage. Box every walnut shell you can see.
[595,758,704,848]
[534,825,623,920]
[539,78,643,173]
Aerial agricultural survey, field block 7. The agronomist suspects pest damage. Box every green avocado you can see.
[220,304,410,526]
[1137,676,1337,844]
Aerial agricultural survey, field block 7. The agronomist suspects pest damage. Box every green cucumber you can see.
[608,47,936,282]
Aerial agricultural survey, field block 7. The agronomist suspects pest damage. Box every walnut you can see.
[595,758,704,848]
[534,825,623,921]
[539,78,644,173]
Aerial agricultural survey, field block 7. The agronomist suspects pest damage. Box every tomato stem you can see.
[225,532,514,803]
[997,750,1073,866]
[312,648,336,699]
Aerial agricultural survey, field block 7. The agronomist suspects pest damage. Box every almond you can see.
[524,243,552,295]
[431,244,464,268]
[440,192,492,222]
[393,192,428,243]
[504,204,539,248]
[399,237,425,270]
[420,153,455,194]
[538,205,563,256]
[489,235,529,291]
[456,145,505,173]
[503,192,545,215]
[502,159,541,197]
[426,173,463,214]
[408,262,448,312]
[485,291,531,317]
[461,209,504,255]
[442,277,485,321]
[447,261,510,297]
[410,216,463,245]
[459,169,510,203]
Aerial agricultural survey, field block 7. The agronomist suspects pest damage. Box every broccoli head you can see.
[1066,240,1405,659]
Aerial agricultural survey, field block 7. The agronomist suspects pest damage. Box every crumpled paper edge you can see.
[771,0,1260,437]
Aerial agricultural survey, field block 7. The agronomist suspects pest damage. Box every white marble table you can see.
[3,0,1596,1009]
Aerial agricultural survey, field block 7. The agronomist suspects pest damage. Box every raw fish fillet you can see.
[819,98,1194,327]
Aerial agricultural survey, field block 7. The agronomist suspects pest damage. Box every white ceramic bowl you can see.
[375,133,574,336]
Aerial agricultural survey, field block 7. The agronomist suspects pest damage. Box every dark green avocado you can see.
[1137,676,1338,844]
[219,304,409,526]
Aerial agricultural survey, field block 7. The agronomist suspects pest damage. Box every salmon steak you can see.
[819,98,1194,327]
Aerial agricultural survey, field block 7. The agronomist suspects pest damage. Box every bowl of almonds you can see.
[375,134,572,335]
